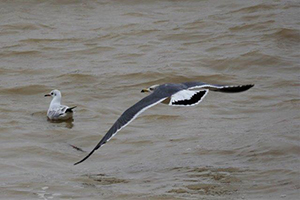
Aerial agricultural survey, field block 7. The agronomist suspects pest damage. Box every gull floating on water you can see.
[45,89,76,121]
[74,81,254,165]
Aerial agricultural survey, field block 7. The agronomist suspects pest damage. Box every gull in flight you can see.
[74,82,254,165]
[45,89,76,121]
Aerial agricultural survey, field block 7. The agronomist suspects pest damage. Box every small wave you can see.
[0,68,54,75]
[0,50,41,58]
[1,85,49,95]
[237,143,300,162]
[57,73,98,82]
[229,3,278,14]
[20,37,81,44]
[207,50,287,72]
[168,166,244,196]
[229,20,275,32]
[240,50,283,65]
[272,28,300,42]
[86,173,129,185]
[160,32,208,42]
[113,53,145,59]
[63,46,115,56]
[140,114,181,121]
[1,23,40,31]
[123,12,148,17]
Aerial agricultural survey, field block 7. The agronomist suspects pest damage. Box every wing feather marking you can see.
[170,90,208,106]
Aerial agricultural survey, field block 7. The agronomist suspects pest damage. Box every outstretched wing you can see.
[74,93,168,165]
[183,82,254,93]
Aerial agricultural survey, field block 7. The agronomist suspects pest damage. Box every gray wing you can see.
[47,105,72,119]
[74,92,168,165]
[182,82,254,93]
[47,110,59,119]
[47,106,68,119]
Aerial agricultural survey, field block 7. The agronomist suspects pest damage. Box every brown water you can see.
[0,0,299,199]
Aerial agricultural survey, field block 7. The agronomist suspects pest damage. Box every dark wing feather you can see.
[66,106,77,113]
[183,82,254,93]
[213,84,254,93]
[74,92,168,165]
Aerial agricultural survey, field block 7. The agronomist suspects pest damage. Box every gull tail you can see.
[66,106,77,113]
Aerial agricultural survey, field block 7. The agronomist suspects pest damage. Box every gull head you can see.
[45,89,61,98]
[141,84,159,93]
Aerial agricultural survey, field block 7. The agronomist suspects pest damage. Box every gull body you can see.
[75,81,254,165]
[45,89,76,121]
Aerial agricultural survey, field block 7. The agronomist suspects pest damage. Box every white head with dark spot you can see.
[45,89,62,106]
[141,84,159,93]
[45,89,61,98]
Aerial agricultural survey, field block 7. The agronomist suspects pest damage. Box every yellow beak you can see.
[141,88,150,93]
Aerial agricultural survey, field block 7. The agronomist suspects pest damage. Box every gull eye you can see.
[51,92,53,95]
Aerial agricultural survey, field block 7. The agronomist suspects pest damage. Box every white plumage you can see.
[45,89,76,121]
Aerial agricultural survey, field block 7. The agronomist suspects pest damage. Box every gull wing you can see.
[47,105,75,120]
[183,82,254,93]
[47,106,67,119]
[74,92,168,165]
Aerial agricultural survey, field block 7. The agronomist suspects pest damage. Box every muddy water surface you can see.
[0,1,299,199]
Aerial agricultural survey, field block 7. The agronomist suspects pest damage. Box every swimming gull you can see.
[74,82,254,165]
[45,89,76,121]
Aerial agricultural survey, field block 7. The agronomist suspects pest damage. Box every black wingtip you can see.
[74,149,95,165]
[243,84,255,91]
[74,133,109,165]
[219,84,254,93]
[66,106,77,113]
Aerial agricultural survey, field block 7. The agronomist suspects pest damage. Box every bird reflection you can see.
[47,118,74,129]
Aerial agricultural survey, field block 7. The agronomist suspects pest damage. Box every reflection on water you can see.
[47,118,75,129]
[68,143,85,153]
[31,111,74,129]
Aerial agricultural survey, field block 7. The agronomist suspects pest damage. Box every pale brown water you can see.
[0,0,299,199]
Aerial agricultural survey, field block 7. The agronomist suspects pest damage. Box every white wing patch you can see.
[170,89,208,106]
[188,84,222,90]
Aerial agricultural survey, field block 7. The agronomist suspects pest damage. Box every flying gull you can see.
[45,89,76,121]
[74,82,254,165]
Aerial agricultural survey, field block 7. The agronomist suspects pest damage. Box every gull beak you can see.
[141,88,150,93]
[44,94,51,97]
